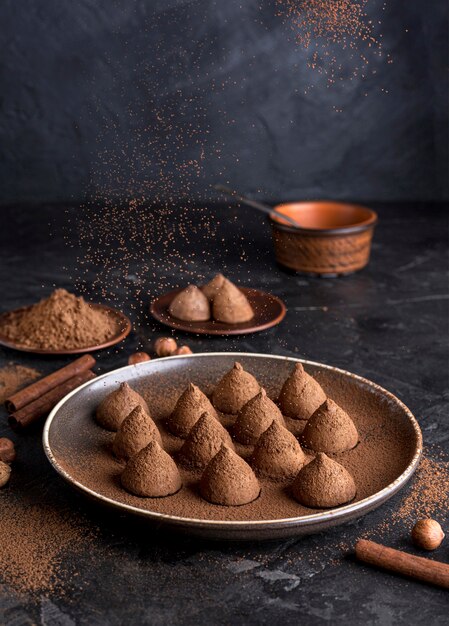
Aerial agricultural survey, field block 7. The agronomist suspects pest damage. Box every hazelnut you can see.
[128,352,151,365]
[154,337,178,357]
[411,519,445,551]
[0,461,11,488]
[174,345,193,355]
[0,438,16,463]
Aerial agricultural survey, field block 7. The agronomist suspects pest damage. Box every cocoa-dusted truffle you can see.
[166,383,218,438]
[232,389,285,445]
[212,279,254,324]
[302,399,359,454]
[96,382,149,431]
[202,273,225,301]
[291,453,356,508]
[212,362,260,414]
[113,405,162,460]
[169,285,210,322]
[177,411,234,469]
[251,421,306,480]
[121,440,182,497]
[200,445,260,506]
[278,363,326,420]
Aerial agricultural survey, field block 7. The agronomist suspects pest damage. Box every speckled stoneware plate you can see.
[0,304,131,355]
[43,353,422,541]
[150,287,286,335]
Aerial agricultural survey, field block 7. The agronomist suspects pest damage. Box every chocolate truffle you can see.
[301,399,359,454]
[177,411,234,469]
[202,273,225,301]
[291,453,356,508]
[278,363,326,420]
[251,421,306,480]
[212,279,254,324]
[169,285,210,322]
[200,445,260,506]
[232,389,285,445]
[212,362,260,414]
[113,405,162,460]
[167,383,218,438]
[121,440,182,497]
[96,382,150,431]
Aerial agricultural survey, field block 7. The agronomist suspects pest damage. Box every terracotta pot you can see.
[269,201,378,277]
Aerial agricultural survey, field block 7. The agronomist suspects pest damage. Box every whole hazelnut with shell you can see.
[154,337,178,357]
[0,438,16,463]
[0,461,11,488]
[174,346,192,355]
[411,519,445,550]
[128,352,151,365]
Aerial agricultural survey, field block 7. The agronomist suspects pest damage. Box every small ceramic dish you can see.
[269,201,378,276]
[43,353,422,541]
[150,287,286,335]
[0,304,132,355]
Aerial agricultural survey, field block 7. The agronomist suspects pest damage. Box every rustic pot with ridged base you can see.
[269,201,377,277]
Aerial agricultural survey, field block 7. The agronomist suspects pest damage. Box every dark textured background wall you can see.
[0,0,447,206]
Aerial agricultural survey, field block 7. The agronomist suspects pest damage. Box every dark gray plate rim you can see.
[42,353,422,534]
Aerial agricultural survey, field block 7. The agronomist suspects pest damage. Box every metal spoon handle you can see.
[213,184,301,228]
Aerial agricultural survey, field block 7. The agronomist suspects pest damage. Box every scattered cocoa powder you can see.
[0,289,121,350]
[391,454,449,528]
[0,363,40,404]
[0,493,97,595]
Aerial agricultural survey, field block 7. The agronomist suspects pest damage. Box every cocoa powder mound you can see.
[0,289,120,350]
[0,363,40,403]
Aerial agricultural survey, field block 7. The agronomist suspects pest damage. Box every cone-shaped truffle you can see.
[233,389,285,445]
[113,405,162,460]
[202,273,226,301]
[291,453,356,508]
[96,382,149,431]
[169,285,210,322]
[121,440,182,497]
[251,420,306,480]
[302,399,358,454]
[278,363,326,420]
[177,411,234,469]
[200,445,260,506]
[212,362,260,414]
[166,383,218,437]
[212,279,254,324]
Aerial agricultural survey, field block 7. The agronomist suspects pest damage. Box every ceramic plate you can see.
[150,287,286,335]
[0,304,132,355]
[43,353,422,541]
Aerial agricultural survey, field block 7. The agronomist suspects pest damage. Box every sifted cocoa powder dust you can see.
[0,363,40,403]
[0,289,121,350]
[0,492,97,595]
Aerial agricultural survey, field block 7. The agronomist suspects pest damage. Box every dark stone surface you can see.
[0,1,448,206]
[0,202,448,624]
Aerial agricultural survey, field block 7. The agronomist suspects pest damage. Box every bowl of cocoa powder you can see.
[43,352,422,541]
[0,289,131,354]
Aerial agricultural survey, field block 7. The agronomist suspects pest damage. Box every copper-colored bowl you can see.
[269,201,378,277]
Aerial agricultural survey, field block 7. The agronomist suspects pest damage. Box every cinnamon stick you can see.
[9,370,96,428]
[355,539,449,589]
[5,354,95,412]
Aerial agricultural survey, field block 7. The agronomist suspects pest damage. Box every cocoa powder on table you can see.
[0,289,120,350]
[0,492,97,596]
[0,363,40,404]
